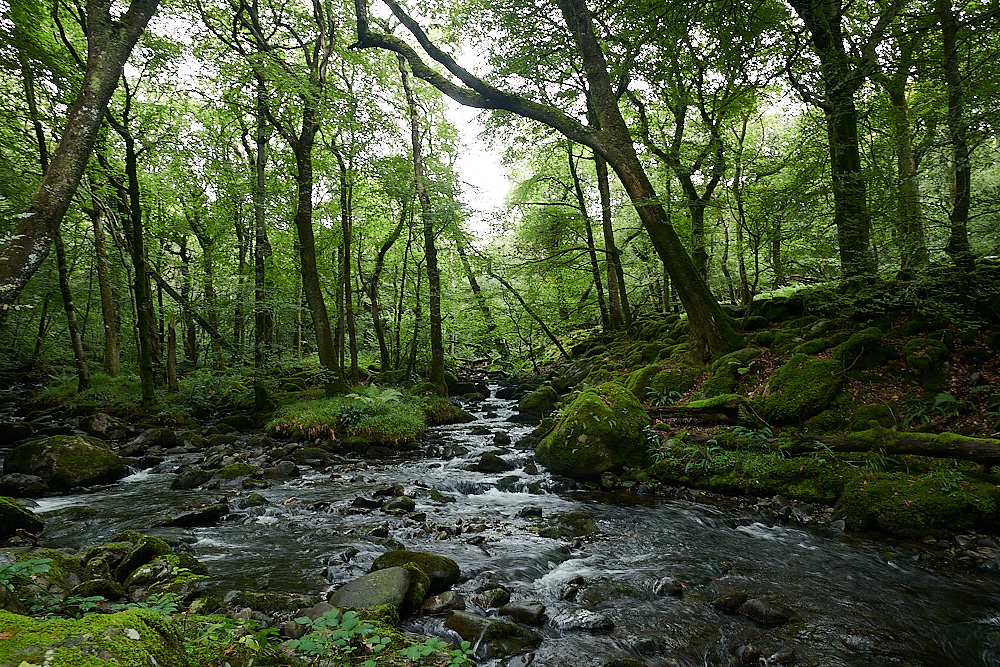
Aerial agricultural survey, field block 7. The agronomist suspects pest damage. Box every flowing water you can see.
[17,388,1000,666]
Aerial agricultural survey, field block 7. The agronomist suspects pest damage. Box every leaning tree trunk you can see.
[567,143,609,331]
[0,0,159,311]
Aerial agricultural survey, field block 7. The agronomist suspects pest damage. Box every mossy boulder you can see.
[536,382,650,481]
[759,354,843,425]
[0,496,44,539]
[902,337,949,375]
[445,610,542,659]
[700,347,761,398]
[418,396,476,426]
[624,364,663,400]
[328,566,412,611]
[371,550,460,595]
[3,435,127,490]
[648,363,702,397]
[834,471,1000,538]
[0,608,188,667]
[518,386,559,419]
[216,462,258,479]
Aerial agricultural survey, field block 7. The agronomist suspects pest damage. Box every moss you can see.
[901,338,949,375]
[115,535,173,582]
[217,462,258,479]
[3,436,126,490]
[518,386,558,417]
[649,364,703,396]
[371,550,460,595]
[624,364,664,400]
[686,394,744,409]
[0,496,44,538]
[399,562,431,611]
[700,347,761,398]
[418,396,475,426]
[834,471,1000,538]
[535,382,651,481]
[0,608,187,667]
[759,354,843,425]
[849,404,897,430]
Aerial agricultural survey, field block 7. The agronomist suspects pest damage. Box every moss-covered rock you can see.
[518,385,559,419]
[445,610,542,659]
[759,354,843,425]
[371,550,460,595]
[0,496,44,539]
[535,382,650,481]
[0,608,188,667]
[834,471,1000,538]
[624,364,663,400]
[2,435,126,490]
[418,397,475,426]
[902,337,949,375]
[700,347,761,398]
[216,462,258,479]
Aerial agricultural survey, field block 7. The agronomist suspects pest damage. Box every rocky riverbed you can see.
[5,386,1000,666]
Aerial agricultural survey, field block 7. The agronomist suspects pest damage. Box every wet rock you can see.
[3,435,126,490]
[474,587,511,609]
[374,483,405,497]
[163,502,229,527]
[499,601,546,626]
[738,598,791,626]
[114,534,173,582]
[238,492,269,509]
[539,510,598,539]
[600,472,619,490]
[603,660,648,667]
[429,489,456,503]
[445,610,543,659]
[517,506,542,518]
[171,468,213,490]
[711,592,748,614]
[371,549,460,594]
[735,644,762,663]
[494,432,512,446]
[0,473,49,498]
[470,451,515,473]
[441,444,471,459]
[328,566,410,611]
[549,608,615,634]
[765,648,796,665]
[121,428,179,456]
[68,578,126,601]
[421,590,466,614]
[383,496,416,513]
[651,577,683,597]
[352,496,384,509]
[86,413,126,440]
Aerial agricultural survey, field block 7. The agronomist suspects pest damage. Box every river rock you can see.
[445,610,543,659]
[534,382,650,481]
[652,577,684,597]
[738,598,791,626]
[383,496,416,513]
[86,413,126,440]
[499,601,546,626]
[470,451,515,473]
[162,502,229,527]
[518,385,558,422]
[549,608,615,634]
[494,432,512,446]
[421,590,466,614]
[0,585,28,614]
[474,587,511,609]
[711,592,748,614]
[262,460,299,478]
[539,510,598,539]
[121,428,179,456]
[328,566,410,610]
[0,496,44,540]
[0,473,49,497]
[171,468,213,490]
[371,549,460,594]
[3,435,126,490]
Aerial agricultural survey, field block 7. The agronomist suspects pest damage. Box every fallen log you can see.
[796,427,1000,469]
[648,396,748,425]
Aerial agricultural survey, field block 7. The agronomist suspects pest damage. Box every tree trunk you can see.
[787,0,877,280]
[0,0,159,311]
[54,228,90,392]
[399,56,447,393]
[456,237,510,358]
[252,80,273,410]
[334,150,359,384]
[367,200,407,373]
[567,143,609,331]
[87,199,120,375]
[167,314,178,392]
[595,153,629,329]
[938,0,974,272]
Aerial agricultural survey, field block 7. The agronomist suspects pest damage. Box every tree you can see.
[352,0,742,361]
[0,0,159,311]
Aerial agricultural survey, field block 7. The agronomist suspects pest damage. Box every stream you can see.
[15,387,1000,666]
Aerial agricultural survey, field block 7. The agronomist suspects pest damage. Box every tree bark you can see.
[399,55,447,393]
[455,236,510,358]
[86,196,120,375]
[0,0,159,311]
[567,143,609,331]
[365,200,406,373]
[334,149,359,384]
[251,80,274,410]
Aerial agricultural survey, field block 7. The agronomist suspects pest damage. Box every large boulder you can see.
[0,608,188,667]
[0,496,44,539]
[758,354,843,425]
[518,386,558,422]
[445,610,542,659]
[534,382,650,481]
[328,567,411,610]
[2,436,127,491]
[371,549,460,595]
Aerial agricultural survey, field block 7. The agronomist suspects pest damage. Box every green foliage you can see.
[0,557,51,591]
[118,592,182,619]
[902,391,973,427]
[647,387,682,406]
[266,387,426,444]
[399,637,475,666]
[731,425,773,440]
[179,614,282,667]
[287,609,390,666]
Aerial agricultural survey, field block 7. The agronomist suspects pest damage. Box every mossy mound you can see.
[3,435,127,490]
[0,608,187,667]
[0,496,44,538]
[216,462,258,479]
[835,471,1000,538]
[535,382,650,481]
[417,396,475,426]
[759,354,843,425]
[518,385,558,418]
[266,396,426,446]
